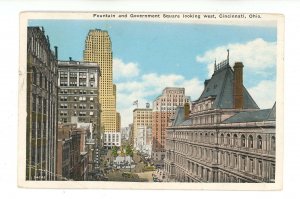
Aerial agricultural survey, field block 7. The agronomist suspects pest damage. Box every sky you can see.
[28,19,277,128]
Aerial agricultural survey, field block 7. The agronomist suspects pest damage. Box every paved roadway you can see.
[136,171,155,182]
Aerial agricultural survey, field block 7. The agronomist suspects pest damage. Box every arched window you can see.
[241,134,246,147]
[271,136,276,151]
[226,134,231,145]
[257,135,263,149]
[210,133,214,144]
[248,135,253,148]
[233,134,238,146]
[220,134,224,145]
[199,133,203,142]
[205,133,208,143]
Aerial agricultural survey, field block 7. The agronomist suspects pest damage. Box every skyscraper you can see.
[152,87,191,167]
[83,29,117,132]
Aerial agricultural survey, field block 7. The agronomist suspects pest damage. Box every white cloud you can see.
[116,73,203,127]
[196,38,276,77]
[113,58,139,80]
[248,80,276,109]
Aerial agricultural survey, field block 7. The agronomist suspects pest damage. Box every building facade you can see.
[152,87,191,166]
[133,108,153,149]
[26,26,58,180]
[57,123,96,181]
[57,60,101,146]
[103,132,121,148]
[136,126,153,158]
[164,58,276,183]
[83,29,117,132]
[116,112,121,132]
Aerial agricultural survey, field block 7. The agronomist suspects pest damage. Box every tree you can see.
[111,146,118,159]
[125,144,134,172]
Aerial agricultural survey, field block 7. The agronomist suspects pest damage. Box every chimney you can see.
[69,57,72,61]
[54,46,58,60]
[184,103,190,120]
[233,62,244,109]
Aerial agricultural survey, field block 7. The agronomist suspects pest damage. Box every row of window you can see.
[167,151,275,181]
[169,131,276,151]
[59,96,95,102]
[59,89,95,94]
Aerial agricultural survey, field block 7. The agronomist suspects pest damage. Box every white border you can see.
[18,11,284,190]
[1,0,300,198]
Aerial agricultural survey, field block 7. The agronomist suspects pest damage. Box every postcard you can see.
[18,12,284,190]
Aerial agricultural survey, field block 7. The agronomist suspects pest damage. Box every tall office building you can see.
[83,29,117,132]
[152,87,191,166]
[57,59,101,146]
[133,107,153,149]
[26,27,58,180]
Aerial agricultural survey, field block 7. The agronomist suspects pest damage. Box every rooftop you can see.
[195,61,259,109]
[223,103,276,124]
[58,60,99,68]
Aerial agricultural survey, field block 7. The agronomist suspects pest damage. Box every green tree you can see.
[125,145,134,172]
[111,146,118,158]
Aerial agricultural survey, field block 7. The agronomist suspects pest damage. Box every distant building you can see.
[121,126,131,141]
[103,132,121,148]
[152,87,191,166]
[26,26,58,180]
[136,126,152,157]
[57,59,101,146]
[164,57,276,183]
[57,123,95,181]
[133,107,152,149]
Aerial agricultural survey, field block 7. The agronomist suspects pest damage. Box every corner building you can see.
[164,58,276,183]
[26,27,58,180]
[83,29,117,132]
[152,87,191,166]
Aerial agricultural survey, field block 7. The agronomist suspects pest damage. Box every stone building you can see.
[164,57,276,183]
[152,87,191,167]
[57,59,101,146]
[26,26,58,180]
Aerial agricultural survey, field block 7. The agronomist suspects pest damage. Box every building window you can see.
[248,135,253,148]
[226,134,231,146]
[258,160,263,176]
[241,134,246,147]
[220,134,224,145]
[271,164,275,181]
[249,159,254,173]
[271,136,276,151]
[234,154,238,169]
[257,135,263,149]
[233,134,238,146]
[241,156,246,171]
